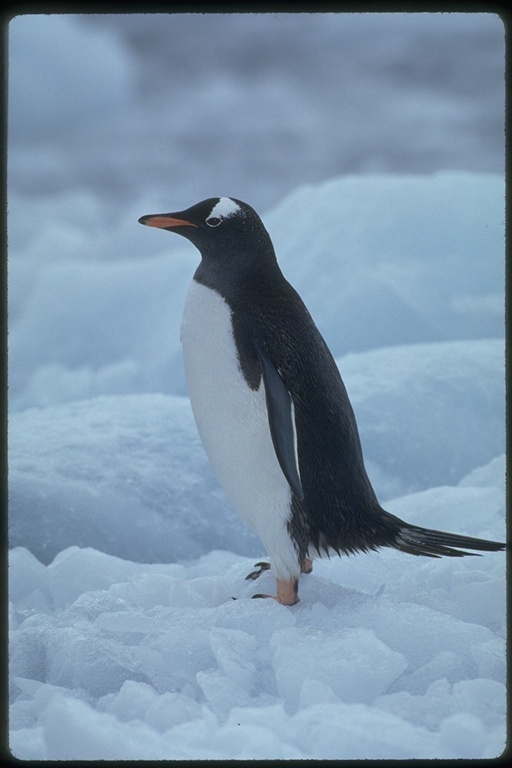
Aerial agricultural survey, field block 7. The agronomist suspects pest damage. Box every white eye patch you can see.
[208,197,241,221]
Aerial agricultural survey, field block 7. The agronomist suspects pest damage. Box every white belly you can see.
[180,280,299,579]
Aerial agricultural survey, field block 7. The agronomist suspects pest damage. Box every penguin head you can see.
[138,197,279,283]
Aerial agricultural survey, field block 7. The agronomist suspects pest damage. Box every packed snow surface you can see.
[8,174,505,759]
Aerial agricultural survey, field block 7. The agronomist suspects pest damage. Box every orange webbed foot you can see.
[251,577,299,606]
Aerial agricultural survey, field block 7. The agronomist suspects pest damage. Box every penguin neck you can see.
[193,242,287,302]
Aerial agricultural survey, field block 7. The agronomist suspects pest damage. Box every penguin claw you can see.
[245,561,271,581]
[251,577,300,605]
[246,568,301,605]
[251,591,300,606]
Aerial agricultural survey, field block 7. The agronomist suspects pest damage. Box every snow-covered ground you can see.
[8,173,506,759]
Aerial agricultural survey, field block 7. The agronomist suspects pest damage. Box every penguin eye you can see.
[206,216,222,228]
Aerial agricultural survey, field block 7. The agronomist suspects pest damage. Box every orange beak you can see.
[138,214,199,229]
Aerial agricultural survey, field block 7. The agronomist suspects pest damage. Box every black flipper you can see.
[257,347,303,500]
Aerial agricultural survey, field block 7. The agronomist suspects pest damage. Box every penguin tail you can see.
[393,523,506,558]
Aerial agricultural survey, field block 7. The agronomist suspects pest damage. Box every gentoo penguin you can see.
[139,197,505,605]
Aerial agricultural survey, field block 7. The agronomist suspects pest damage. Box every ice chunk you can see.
[271,626,407,710]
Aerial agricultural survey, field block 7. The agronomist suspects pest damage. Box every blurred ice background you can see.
[7,12,506,761]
